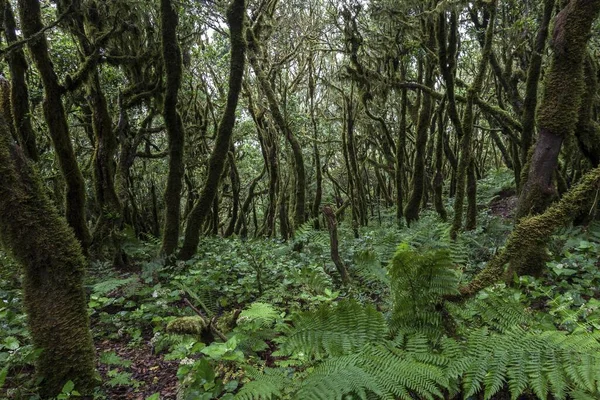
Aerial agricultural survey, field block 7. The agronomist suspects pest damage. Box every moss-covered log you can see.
[0,119,96,397]
[461,164,600,297]
[179,0,246,260]
[517,0,600,218]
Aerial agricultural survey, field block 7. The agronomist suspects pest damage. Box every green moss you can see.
[536,1,600,138]
[0,119,96,397]
[462,165,600,296]
[167,316,207,335]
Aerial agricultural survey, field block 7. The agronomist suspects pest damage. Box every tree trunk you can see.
[17,0,91,251]
[450,2,495,239]
[323,205,350,284]
[433,101,447,221]
[3,0,38,161]
[179,0,246,260]
[517,0,600,219]
[396,64,408,226]
[160,0,186,256]
[246,27,306,230]
[0,119,96,398]
[224,151,240,237]
[404,57,434,225]
[520,0,554,169]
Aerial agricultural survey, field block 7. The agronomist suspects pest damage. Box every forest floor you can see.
[95,337,178,400]
[3,170,600,399]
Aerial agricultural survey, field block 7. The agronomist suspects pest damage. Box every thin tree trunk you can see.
[450,2,495,239]
[520,0,555,170]
[3,0,38,161]
[160,0,186,256]
[18,0,91,251]
[224,151,241,237]
[246,27,306,230]
[179,0,246,260]
[323,205,350,284]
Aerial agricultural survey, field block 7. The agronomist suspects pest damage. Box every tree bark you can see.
[450,2,495,239]
[0,119,96,398]
[246,26,306,230]
[520,0,555,169]
[160,0,186,256]
[517,0,600,219]
[17,0,91,251]
[404,56,434,225]
[179,0,246,260]
[3,0,38,161]
[323,205,350,284]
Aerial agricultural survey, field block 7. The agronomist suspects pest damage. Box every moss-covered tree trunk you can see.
[450,2,495,239]
[56,0,124,264]
[160,0,186,256]
[396,64,408,226]
[224,150,241,237]
[433,100,447,221]
[461,164,600,297]
[17,0,91,251]
[87,72,125,266]
[246,26,306,230]
[574,54,600,167]
[234,168,265,236]
[309,56,322,227]
[179,0,246,260]
[517,0,600,219]
[404,55,434,225]
[323,205,350,284]
[3,0,38,161]
[519,0,554,170]
[0,119,96,398]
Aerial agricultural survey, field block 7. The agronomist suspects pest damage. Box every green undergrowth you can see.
[2,170,600,399]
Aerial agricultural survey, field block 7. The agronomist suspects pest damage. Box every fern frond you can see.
[235,367,290,400]
[278,300,387,359]
[389,244,459,338]
[237,302,280,328]
[296,342,448,400]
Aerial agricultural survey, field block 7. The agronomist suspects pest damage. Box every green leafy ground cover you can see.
[2,171,600,399]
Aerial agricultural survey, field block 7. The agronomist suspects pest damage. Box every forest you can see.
[2,0,600,399]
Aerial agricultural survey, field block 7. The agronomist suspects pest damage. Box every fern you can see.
[389,244,459,338]
[277,300,387,359]
[443,327,600,400]
[91,276,138,296]
[295,342,449,400]
[237,302,280,329]
[235,367,290,400]
[293,218,329,248]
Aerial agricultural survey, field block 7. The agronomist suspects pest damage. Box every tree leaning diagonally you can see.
[178,0,246,260]
[0,116,96,397]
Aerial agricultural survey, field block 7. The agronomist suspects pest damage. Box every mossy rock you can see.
[167,316,207,335]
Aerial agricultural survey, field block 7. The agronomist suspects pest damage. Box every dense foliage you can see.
[2,0,600,399]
